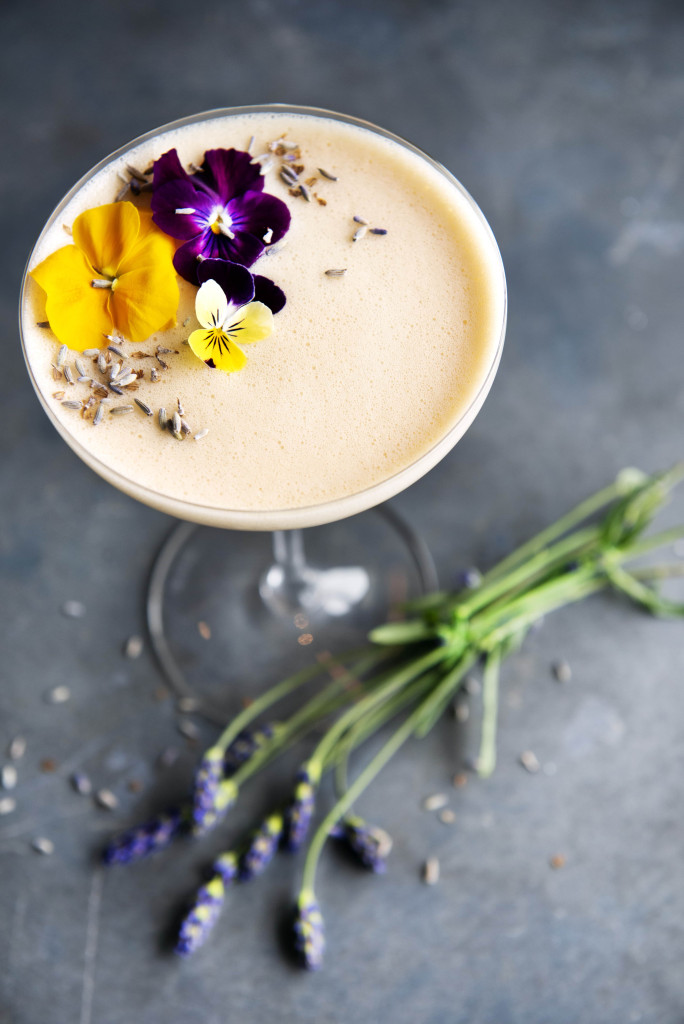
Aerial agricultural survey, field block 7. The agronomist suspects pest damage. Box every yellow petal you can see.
[195,279,229,331]
[30,245,113,351]
[72,202,141,278]
[225,301,273,345]
[110,226,179,343]
[188,328,247,372]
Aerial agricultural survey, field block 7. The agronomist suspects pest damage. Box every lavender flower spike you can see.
[239,812,284,882]
[175,856,237,957]
[192,746,236,836]
[294,890,325,970]
[284,763,320,853]
[337,815,393,874]
[223,722,277,775]
[103,808,185,865]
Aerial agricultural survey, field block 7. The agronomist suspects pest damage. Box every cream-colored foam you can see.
[21,109,505,529]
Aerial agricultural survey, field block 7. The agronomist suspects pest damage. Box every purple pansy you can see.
[196,259,287,315]
[152,148,290,284]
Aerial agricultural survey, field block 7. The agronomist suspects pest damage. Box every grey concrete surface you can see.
[2,2,684,1022]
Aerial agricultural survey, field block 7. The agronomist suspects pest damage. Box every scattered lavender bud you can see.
[552,660,572,683]
[519,750,541,774]
[61,600,86,619]
[422,793,449,812]
[439,809,456,825]
[423,857,440,885]
[0,796,16,815]
[32,837,55,855]
[463,676,481,696]
[453,698,470,723]
[1,765,18,790]
[461,568,482,589]
[176,697,200,714]
[8,736,26,760]
[71,771,92,795]
[123,635,144,659]
[294,892,325,970]
[177,718,200,742]
[157,746,180,769]
[45,685,71,704]
[95,788,119,810]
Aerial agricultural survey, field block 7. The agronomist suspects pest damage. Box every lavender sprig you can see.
[283,763,320,852]
[294,890,325,970]
[103,809,186,865]
[239,812,284,881]
[175,853,238,957]
[332,815,393,873]
[224,724,276,775]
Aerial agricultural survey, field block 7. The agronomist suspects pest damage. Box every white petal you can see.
[195,279,229,330]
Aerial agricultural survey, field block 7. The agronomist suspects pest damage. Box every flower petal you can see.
[197,259,255,307]
[109,217,179,342]
[151,180,217,241]
[226,301,273,345]
[195,279,229,331]
[227,191,290,245]
[72,202,141,278]
[253,275,286,314]
[188,328,247,372]
[30,245,113,351]
[173,230,265,283]
[199,149,264,199]
[153,148,192,190]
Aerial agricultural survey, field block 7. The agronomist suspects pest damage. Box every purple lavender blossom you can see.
[334,815,393,873]
[223,723,276,775]
[191,745,225,835]
[238,813,284,882]
[151,148,290,283]
[283,765,318,853]
[294,891,325,970]
[102,809,185,865]
[175,868,234,956]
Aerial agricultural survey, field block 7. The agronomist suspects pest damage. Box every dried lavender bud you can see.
[238,813,283,882]
[294,891,325,970]
[103,809,185,865]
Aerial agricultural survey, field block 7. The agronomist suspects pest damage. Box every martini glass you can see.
[19,105,506,723]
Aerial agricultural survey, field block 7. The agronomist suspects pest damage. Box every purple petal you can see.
[253,275,286,314]
[153,148,191,190]
[199,149,264,199]
[227,191,291,245]
[151,181,217,240]
[197,260,255,306]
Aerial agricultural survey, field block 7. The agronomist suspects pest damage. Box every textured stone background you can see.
[1,2,684,1022]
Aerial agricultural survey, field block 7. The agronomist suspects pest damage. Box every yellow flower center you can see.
[208,206,235,239]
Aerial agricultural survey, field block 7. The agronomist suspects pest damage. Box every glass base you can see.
[146,506,437,724]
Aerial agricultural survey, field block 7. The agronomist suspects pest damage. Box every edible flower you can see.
[102,808,186,865]
[188,278,273,373]
[151,148,290,283]
[238,812,284,882]
[175,854,238,957]
[294,890,325,970]
[30,202,178,351]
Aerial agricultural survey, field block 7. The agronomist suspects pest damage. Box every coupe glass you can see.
[19,105,506,722]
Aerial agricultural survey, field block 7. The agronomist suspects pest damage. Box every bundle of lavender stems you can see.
[103,465,684,969]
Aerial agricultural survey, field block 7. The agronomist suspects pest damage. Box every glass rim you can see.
[19,103,507,530]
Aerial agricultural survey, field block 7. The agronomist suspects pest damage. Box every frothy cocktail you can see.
[21,106,506,530]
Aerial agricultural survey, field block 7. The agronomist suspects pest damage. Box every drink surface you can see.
[21,109,505,528]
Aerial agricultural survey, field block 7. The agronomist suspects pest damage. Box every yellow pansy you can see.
[188,278,273,373]
[30,202,179,352]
